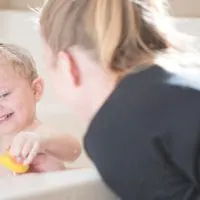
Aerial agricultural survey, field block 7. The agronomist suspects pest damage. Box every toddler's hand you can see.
[9,132,42,165]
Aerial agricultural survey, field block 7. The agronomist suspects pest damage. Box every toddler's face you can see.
[0,66,38,135]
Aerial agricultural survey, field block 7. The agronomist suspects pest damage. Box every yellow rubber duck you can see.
[0,152,29,174]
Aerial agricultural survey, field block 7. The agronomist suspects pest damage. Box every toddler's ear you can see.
[31,77,44,102]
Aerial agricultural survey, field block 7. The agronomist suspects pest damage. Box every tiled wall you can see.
[0,0,200,17]
[0,0,43,9]
[170,0,200,17]
[0,1,9,8]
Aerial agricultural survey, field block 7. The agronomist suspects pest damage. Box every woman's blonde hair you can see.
[40,0,171,73]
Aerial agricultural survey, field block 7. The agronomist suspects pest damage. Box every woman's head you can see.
[40,0,170,122]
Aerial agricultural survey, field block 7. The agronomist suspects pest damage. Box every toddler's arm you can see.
[35,124,81,162]
[9,121,81,165]
[42,130,81,162]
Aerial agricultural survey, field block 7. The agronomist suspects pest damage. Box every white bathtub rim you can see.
[0,168,103,200]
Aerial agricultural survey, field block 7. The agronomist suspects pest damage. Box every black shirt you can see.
[84,65,200,200]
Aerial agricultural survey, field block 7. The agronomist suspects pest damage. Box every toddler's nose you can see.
[0,104,5,112]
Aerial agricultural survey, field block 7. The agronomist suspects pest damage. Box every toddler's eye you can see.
[0,92,10,98]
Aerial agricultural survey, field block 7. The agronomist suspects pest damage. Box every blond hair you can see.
[40,0,171,74]
[0,43,38,82]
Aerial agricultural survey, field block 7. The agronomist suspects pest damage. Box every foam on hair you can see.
[0,43,38,82]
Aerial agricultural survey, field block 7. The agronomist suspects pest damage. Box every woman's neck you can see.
[83,74,117,128]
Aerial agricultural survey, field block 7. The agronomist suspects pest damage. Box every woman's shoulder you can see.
[106,64,200,114]
[116,65,200,110]
[84,65,200,199]
[85,64,200,149]
[120,64,200,94]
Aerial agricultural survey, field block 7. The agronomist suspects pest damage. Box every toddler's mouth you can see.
[0,113,14,123]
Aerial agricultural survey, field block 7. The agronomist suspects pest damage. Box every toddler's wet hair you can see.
[0,43,38,82]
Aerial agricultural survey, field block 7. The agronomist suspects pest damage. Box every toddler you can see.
[0,43,81,175]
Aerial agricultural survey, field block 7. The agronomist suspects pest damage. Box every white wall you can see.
[0,11,199,167]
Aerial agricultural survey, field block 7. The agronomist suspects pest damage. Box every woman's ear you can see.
[57,51,81,87]
[31,77,44,102]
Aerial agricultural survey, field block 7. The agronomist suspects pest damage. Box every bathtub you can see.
[0,169,118,200]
